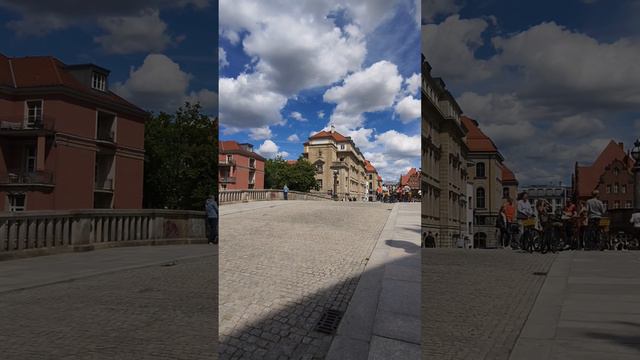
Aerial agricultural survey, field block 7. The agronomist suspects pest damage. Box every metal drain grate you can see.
[315,309,343,335]
[533,271,548,276]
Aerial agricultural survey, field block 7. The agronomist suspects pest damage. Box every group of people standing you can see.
[496,189,614,250]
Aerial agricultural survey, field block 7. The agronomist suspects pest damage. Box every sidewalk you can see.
[510,251,640,359]
[327,203,421,359]
[0,244,216,293]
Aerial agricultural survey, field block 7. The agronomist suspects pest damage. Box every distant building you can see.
[303,126,367,200]
[462,116,517,248]
[219,141,265,190]
[399,167,420,200]
[500,164,519,202]
[520,185,569,214]
[422,57,470,247]
[364,160,382,201]
[572,140,634,208]
[0,54,147,212]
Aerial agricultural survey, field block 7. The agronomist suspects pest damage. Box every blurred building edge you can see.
[0,53,147,212]
[422,55,470,248]
[422,54,518,248]
[218,140,265,190]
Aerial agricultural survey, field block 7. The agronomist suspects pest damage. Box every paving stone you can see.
[422,249,555,360]
[219,201,393,359]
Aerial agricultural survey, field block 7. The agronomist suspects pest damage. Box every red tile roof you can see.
[220,140,266,161]
[364,160,377,173]
[400,168,418,187]
[286,160,297,165]
[500,164,518,183]
[575,140,634,198]
[0,53,145,115]
[461,116,499,153]
[309,130,349,142]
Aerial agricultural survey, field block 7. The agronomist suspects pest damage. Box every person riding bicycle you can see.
[504,198,517,248]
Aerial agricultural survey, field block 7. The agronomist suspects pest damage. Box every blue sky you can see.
[423,0,640,186]
[219,0,422,182]
[0,0,218,117]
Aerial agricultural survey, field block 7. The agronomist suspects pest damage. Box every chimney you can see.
[330,124,336,133]
[619,142,624,149]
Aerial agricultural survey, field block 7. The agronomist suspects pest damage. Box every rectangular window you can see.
[606,185,611,194]
[604,200,609,208]
[614,184,619,193]
[8,194,26,212]
[614,201,620,209]
[626,201,632,208]
[92,72,106,91]
[25,100,43,127]
[622,185,627,194]
[25,145,36,172]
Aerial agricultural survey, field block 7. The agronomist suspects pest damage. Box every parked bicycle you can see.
[520,217,539,253]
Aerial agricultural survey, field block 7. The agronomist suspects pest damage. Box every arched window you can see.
[476,187,486,209]
[476,162,485,178]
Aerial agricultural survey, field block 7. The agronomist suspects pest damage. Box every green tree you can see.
[143,102,217,210]
[288,157,319,192]
[264,156,288,189]
[264,155,318,192]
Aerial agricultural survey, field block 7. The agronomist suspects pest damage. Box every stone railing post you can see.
[70,216,92,246]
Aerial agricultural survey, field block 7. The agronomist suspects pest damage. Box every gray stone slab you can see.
[510,339,553,360]
[326,336,369,360]
[378,278,420,317]
[372,310,420,344]
[368,335,420,360]
[383,262,420,283]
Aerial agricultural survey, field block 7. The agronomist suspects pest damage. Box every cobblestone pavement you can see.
[0,252,217,360]
[219,201,393,359]
[422,249,556,360]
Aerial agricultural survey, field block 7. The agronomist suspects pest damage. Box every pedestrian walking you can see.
[205,195,218,244]
[283,184,289,200]
[425,232,436,248]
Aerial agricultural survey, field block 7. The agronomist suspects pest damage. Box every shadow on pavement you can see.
[385,239,420,254]
[586,321,640,351]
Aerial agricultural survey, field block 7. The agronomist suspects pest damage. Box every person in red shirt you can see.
[504,198,516,223]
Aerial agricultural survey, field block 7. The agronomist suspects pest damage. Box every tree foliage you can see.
[265,156,318,192]
[143,102,217,210]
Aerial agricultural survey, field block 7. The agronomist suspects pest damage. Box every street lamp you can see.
[631,139,640,209]
[333,170,339,201]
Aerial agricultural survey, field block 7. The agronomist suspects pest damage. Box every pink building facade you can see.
[219,141,265,190]
[0,54,147,212]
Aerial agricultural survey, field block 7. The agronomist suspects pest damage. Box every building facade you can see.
[573,140,634,207]
[462,116,516,248]
[0,54,147,212]
[303,127,367,200]
[364,160,383,201]
[422,57,470,247]
[597,158,634,210]
[219,141,265,190]
[520,185,568,214]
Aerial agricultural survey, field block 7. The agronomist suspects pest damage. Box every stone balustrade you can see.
[0,209,206,260]
[219,189,332,204]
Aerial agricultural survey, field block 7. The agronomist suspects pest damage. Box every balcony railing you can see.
[95,178,114,191]
[0,170,54,186]
[220,177,236,184]
[219,158,235,166]
[0,116,56,133]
